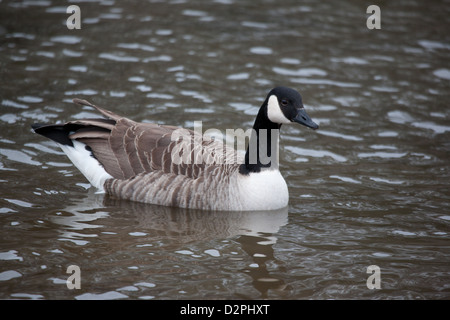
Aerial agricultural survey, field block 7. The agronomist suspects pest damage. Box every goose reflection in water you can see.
[50,190,289,298]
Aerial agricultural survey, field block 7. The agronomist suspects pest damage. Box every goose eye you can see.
[280,99,288,106]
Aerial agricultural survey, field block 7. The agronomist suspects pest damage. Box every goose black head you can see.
[265,86,319,130]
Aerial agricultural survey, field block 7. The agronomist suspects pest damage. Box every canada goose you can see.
[32,86,318,211]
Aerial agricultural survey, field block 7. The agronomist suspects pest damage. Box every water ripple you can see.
[0,250,23,261]
[250,47,273,55]
[0,270,22,281]
[316,130,363,141]
[117,43,156,52]
[285,146,348,162]
[273,67,327,77]
[50,35,82,44]
[0,148,41,166]
[1,99,28,109]
[75,291,128,300]
[358,151,408,159]
[291,78,361,88]
[99,53,140,62]
[17,96,43,103]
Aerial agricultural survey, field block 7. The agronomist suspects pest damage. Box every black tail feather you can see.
[31,123,74,147]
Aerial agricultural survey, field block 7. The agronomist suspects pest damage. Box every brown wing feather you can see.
[108,118,137,179]
[66,98,242,182]
[73,98,122,121]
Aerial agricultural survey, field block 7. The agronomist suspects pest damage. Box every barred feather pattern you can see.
[104,165,245,211]
[65,99,248,210]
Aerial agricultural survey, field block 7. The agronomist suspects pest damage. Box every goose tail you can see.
[31,123,113,191]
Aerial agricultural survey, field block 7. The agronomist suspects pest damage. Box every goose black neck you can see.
[239,104,281,175]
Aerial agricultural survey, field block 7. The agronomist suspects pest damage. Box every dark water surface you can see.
[1,0,449,299]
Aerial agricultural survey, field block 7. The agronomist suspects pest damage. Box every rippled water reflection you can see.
[1,0,449,299]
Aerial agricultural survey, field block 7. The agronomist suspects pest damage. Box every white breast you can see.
[236,169,289,211]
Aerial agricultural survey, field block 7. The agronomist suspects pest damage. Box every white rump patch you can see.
[267,95,291,124]
[58,140,113,191]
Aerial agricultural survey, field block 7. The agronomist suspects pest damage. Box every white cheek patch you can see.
[267,95,291,124]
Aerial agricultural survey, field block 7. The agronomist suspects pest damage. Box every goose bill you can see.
[292,108,319,130]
